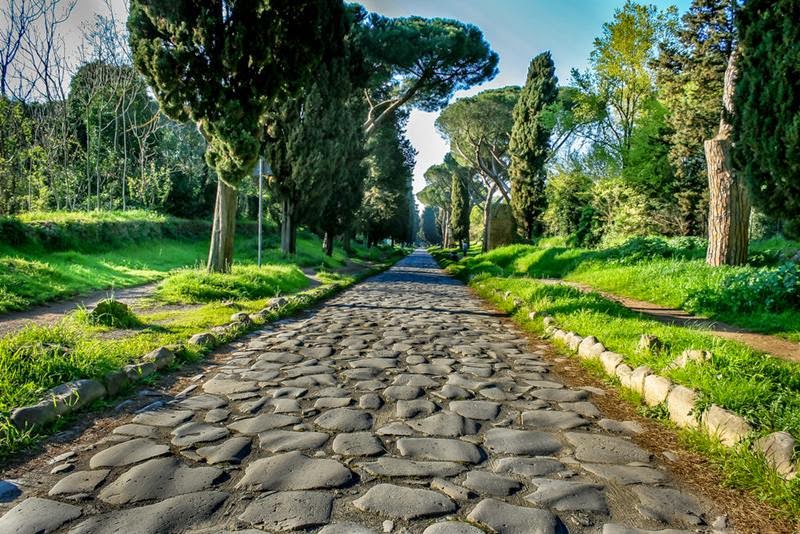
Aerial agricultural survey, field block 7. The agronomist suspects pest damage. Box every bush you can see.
[687,263,800,314]
[598,236,706,265]
[80,298,141,328]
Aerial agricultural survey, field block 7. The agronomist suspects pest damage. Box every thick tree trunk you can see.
[482,185,495,252]
[280,198,294,255]
[289,218,298,255]
[343,229,353,254]
[706,49,750,266]
[207,180,238,273]
[323,231,334,256]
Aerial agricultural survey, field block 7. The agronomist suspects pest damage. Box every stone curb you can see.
[7,261,399,433]
[543,316,798,481]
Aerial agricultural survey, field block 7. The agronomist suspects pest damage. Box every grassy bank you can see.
[0,242,407,459]
[445,237,800,341]
[0,210,371,313]
[432,246,800,516]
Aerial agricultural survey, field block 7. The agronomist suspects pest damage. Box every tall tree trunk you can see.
[207,180,238,272]
[323,231,334,256]
[706,49,750,266]
[280,198,294,255]
[482,185,495,252]
[289,218,298,255]
[343,229,353,254]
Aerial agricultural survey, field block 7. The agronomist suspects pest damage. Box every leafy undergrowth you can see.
[75,298,142,328]
[156,264,310,304]
[0,248,405,460]
[432,235,800,341]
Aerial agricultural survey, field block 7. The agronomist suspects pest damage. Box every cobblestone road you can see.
[0,250,719,533]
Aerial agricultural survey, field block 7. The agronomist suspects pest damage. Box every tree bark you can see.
[482,185,495,252]
[207,180,238,272]
[323,231,334,256]
[706,49,750,266]
[280,198,294,255]
[343,229,353,254]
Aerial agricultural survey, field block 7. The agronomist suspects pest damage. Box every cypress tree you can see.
[509,51,558,240]
[449,163,471,252]
[128,0,346,271]
[734,0,800,234]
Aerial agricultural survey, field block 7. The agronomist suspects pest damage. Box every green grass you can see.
[432,236,800,341]
[156,264,310,304]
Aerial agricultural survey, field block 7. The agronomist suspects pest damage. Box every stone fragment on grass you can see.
[189,332,217,347]
[145,347,175,370]
[615,364,633,388]
[643,375,672,406]
[667,349,711,370]
[666,386,698,429]
[577,336,601,359]
[566,333,583,351]
[637,334,664,353]
[701,405,752,446]
[230,312,251,324]
[753,431,797,480]
[10,379,107,429]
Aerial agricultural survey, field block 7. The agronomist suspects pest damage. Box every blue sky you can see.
[359,0,692,198]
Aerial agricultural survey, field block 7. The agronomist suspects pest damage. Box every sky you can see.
[359,0,691,200]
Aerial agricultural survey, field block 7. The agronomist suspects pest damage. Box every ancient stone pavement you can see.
[0,250,721,533]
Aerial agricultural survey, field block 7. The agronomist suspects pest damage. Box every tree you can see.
[656,0,738,235]
[734,0,800,235]
[420,205,441,244]
[358,13,498,134]
[706,49,749,265]
[449,162,471,252]
[573,1,677,166]
[128,0,346,272]
[509,51,558,240]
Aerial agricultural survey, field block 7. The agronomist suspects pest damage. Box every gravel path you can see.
[0,250,722,533]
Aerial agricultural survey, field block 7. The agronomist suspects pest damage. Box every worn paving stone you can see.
[492,457,565,478]
[178,394,228,410]
[582,463,669,485]
[359,457,467,477]
[318,523,378,534]
[467,498,558,534]
[565,432,652,464]
[397,437,483,464]
[314,408,374,431]
[631,486,706,526]
[132,409,194,428]
[238,491,333,531]
[227,414,300,435]
[332,432,384,456]
[483,428,562,456]
[462,470,522,496]
[49,470,109,496]
[237,451,352,490]
[353,483,456,519]
[112,424,159,438]
[448,400,500,421]
[423,522,483,534]
[89,438,170,469]
[98,457,223,505]
[408,412,478,437]
[68,490,228,534]
[196,436,252,465]
[521,410,589,430]
[525,478,607,512]
[171,422,229,447]
[0,497,82,533]
[258,430,329,452]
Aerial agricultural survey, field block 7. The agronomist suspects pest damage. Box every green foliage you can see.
[420,206,441,245]
[734,0,800,223]
[687,263,800,314]
[156,265,309,304]
[589,176,654,243]
[509,52,558,239]
[655,0,737,235]
[542,167,592,237]
[449,161,471,245]
[359,12,498,130]
[80,298,141,328]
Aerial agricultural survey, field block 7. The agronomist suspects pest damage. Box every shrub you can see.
[81,298,141,328]
[686,263,800,314]
[598,236,706,265]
